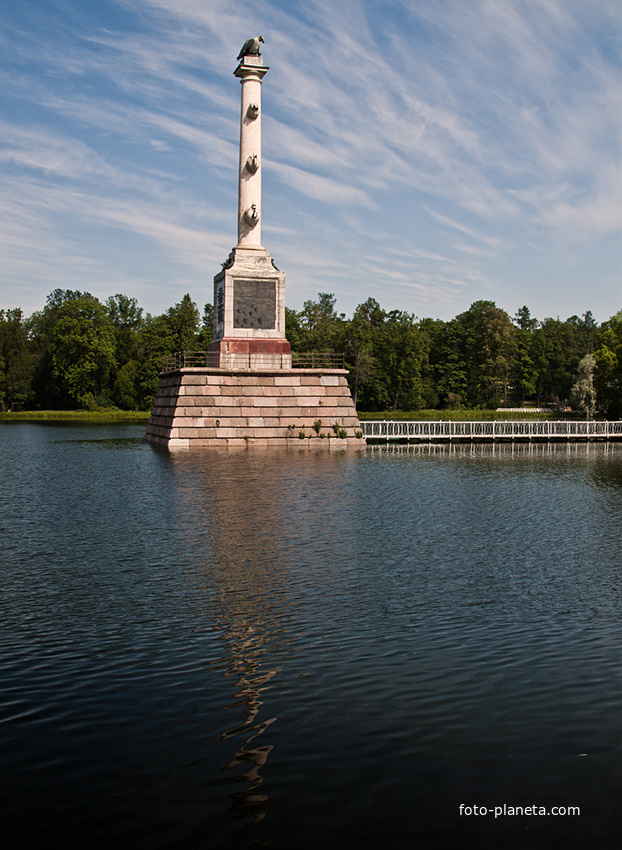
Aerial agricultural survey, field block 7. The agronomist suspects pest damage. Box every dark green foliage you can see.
[3,287,618,414]
[297,292,346,352]
[454,301,516,408]
[595,311,622,418]
[0,309,33,410]
[285,306,305,351]
[342,299,427,411]
[50,294,117,408]
[106,294,144,366]
[422,318,467,408]
[344,298,385,408]
[113,359,141,410]
[377,310,426,411]
[25,290,116,409]
[290,294,611,413]
[27,289,92,408]
[20,289,199,412]
[196,303,214,349]
[135,314,176,410]
[167,294,201,350]
[533,318,583,404]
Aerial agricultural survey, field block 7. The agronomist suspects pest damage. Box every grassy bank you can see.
[0,409,150,421]
[2,409,583,423]
[357,409,576,421]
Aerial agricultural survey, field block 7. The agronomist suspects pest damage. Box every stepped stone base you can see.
[145,368,366,449]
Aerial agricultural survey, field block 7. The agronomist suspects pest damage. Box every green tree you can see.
[105,294,145,409]
[422,317,467,409]
[515,305,538,332]
[595,311,622,418]
[533,318,584,406]
[135,313,176,410]
[377,310,426,411]
[567,311,598,354]
[298,293,345,352]
[196,303,214,349]
[106,294,144,366]
[27,290,90,408]
[50,294,117,408]
[344,298,385,406]
[285,306,306,351]
[512,306,538,403]
[455,301,516,407]
[570,353,596,418]
[113,360,141,410]
[167,293,200,350]
[0,308,33,410]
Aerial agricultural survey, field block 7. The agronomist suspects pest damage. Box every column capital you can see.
[234,56,269,81]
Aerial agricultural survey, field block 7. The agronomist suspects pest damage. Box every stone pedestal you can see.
[145,368,366,449]
[209,245,290,370]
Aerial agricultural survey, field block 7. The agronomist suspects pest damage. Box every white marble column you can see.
[235,55,268,249]
[210,47,289,369]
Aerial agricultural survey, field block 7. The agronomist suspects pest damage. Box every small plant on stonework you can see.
[299,429,306,439]
[338,428,347,439]
[356,430,363,439]
[332,423,341,436]
[313,419,322,435]
[287,424,295,431]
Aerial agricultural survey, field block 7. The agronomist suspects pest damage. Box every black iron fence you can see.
[160,351,345,372]
[161,351,221,370]
[291,352,345,369]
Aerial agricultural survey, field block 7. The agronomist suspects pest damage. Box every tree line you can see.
[1,288,620,417]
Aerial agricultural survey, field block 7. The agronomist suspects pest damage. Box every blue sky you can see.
[1,0,620,322]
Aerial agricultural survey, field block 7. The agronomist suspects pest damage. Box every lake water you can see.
[1,422,622,849]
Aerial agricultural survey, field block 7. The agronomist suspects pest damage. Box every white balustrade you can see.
[361,421,622,442]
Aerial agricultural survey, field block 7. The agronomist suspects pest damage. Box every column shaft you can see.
[235,59,268,248]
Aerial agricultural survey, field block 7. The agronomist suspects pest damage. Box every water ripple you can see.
[1,427,622,848]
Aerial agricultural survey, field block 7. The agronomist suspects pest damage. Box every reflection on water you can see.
[169,448,362,830]
[1,425,622,849]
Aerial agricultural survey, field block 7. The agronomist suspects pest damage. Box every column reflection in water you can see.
[167,447,356,831]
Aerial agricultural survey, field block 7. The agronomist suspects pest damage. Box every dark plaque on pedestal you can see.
[233,279,277,329]
[216,285,225,325]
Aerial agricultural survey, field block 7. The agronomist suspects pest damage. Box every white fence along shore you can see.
[361,420,622,443]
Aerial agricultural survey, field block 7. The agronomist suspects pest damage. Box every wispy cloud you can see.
[0,0,620,320]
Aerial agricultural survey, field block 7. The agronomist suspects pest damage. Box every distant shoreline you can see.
[0,410,150,422]
[356,409,589,422]
[0,409,591,423]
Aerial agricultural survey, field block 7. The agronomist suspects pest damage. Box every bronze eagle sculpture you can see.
[237,36,264,60]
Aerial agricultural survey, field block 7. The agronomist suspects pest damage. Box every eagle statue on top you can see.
[237,36,264,60]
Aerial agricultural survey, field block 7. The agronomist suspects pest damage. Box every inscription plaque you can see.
[233,279,276,329]
[216,285,225,326]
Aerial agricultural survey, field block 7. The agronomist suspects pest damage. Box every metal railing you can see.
[161,351,345,371]
[161,351,221,370]
[291,352,345,369]
[361,420,622,442]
